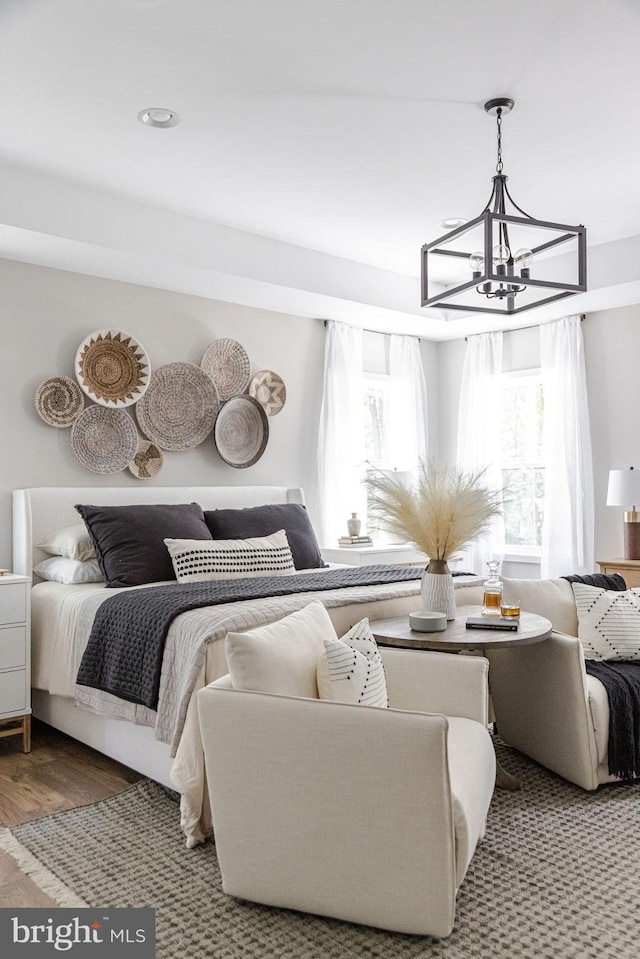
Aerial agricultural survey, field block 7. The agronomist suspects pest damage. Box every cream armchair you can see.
[198,647,495,938]
[455,577,620,791]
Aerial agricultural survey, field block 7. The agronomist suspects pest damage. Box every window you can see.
[500,371,545,552]
[363,372,394,470]
[361,331,428,538]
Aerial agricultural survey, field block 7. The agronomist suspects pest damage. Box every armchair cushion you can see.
[318,618,388,707]
[225,600,336,698]
[572,583,640,661]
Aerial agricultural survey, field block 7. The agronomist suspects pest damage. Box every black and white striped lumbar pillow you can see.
[164,529,295,582]
[572,583,640,661]
[319,618,388,707]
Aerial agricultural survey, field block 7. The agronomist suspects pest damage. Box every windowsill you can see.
[502,552,541,565]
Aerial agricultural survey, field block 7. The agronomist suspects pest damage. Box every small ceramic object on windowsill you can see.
[0,569,8,576]
[346,513,362,537]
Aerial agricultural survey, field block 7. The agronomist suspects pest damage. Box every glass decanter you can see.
[482,560,503,616]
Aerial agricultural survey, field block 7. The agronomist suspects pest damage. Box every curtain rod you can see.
[321,313,584,342]
[322,320,423,341]
[464,314,585,342]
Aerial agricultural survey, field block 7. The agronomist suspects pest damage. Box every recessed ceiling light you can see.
[137,108,181,129]
[438,217,467,230]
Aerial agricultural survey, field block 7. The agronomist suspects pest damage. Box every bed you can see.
[13,485,435,845]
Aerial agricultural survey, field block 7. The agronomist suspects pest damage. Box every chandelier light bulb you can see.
[514,247,533,279]
[492,244,510,279]
[469,252,484,279]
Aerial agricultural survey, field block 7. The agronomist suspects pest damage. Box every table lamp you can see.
[606,468,640,560]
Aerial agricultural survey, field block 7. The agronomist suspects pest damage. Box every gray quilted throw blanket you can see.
[584,660,640,780]
[76,565,423,708]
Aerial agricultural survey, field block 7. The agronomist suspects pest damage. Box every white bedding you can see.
[31,572,431,845]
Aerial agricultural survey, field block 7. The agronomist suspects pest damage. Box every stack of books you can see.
[338,535,373,548]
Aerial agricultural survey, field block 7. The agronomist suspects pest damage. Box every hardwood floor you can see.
[0,719,142,906]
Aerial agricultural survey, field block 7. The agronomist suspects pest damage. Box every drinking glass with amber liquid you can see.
[482,560,503,616]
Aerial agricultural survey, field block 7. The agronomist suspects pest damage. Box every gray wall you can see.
[0,258,325,568]
[436,308,640,575]
[7,252,626,578]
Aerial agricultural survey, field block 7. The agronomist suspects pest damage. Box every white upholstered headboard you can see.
[13,486,305,578]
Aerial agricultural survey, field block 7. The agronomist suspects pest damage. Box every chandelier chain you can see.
[496,108,504,174]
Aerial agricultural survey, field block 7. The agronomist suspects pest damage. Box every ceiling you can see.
[2,0,640,339]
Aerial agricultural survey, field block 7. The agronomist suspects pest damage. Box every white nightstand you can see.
[321,544,430,567]
[0,573,31,752]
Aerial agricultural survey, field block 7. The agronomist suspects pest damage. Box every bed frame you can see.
[13,485,305,786]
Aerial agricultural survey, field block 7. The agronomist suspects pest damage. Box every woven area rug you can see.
[1,741,639,959]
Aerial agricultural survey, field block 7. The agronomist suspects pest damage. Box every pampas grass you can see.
[365,460,502,561]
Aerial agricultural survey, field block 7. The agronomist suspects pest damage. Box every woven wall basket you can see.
[35,375,84,428]
[70,406,138,474]
[136,362,220,451]
[75,329,151,407]
[201,338,251,401]
[249,369,287,416]
[214,395,269,469]
[128,440,163,480]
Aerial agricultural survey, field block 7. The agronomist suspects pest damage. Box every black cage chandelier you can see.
[421,98,587,316]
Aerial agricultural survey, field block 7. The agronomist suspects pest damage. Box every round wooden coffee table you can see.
[371,606,552,652]
[370,606,553,791]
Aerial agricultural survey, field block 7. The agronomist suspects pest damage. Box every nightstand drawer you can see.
[0,583,27,625]
[0,668,27,714]
[0,626,26,669]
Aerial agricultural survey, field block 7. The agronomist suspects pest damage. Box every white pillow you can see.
[225,601,337,698]
[37,523,95,562]
[164,530,296,582]
[34,556,104,585]
[318,618,388,707]
[572,583,640,661]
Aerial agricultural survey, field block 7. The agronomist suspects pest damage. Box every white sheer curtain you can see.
[540,315,594,577]
[317,321,366,546]
[456,331,505,575]
[388,334,429,471]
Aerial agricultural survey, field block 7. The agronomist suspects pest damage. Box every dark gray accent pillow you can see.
[204,503,326,570]
[75,503,212,588]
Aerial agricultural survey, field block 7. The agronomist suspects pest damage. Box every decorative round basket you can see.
[136,362,219,451]
[201,338,251,401]
[214,395,269,469]
[35,376,84,428]
[75,329,151,407]
[249,369,287,416]
[70,406,138,474]
[128,440,163,480]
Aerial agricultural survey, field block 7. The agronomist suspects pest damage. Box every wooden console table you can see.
[597,558,640,588]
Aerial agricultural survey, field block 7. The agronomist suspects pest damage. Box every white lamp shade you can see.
[606,469,640,507]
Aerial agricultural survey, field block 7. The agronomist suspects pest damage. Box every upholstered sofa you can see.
[455,577,620,790]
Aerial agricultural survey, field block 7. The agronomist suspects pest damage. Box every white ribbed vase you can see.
[420,560,456,621]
